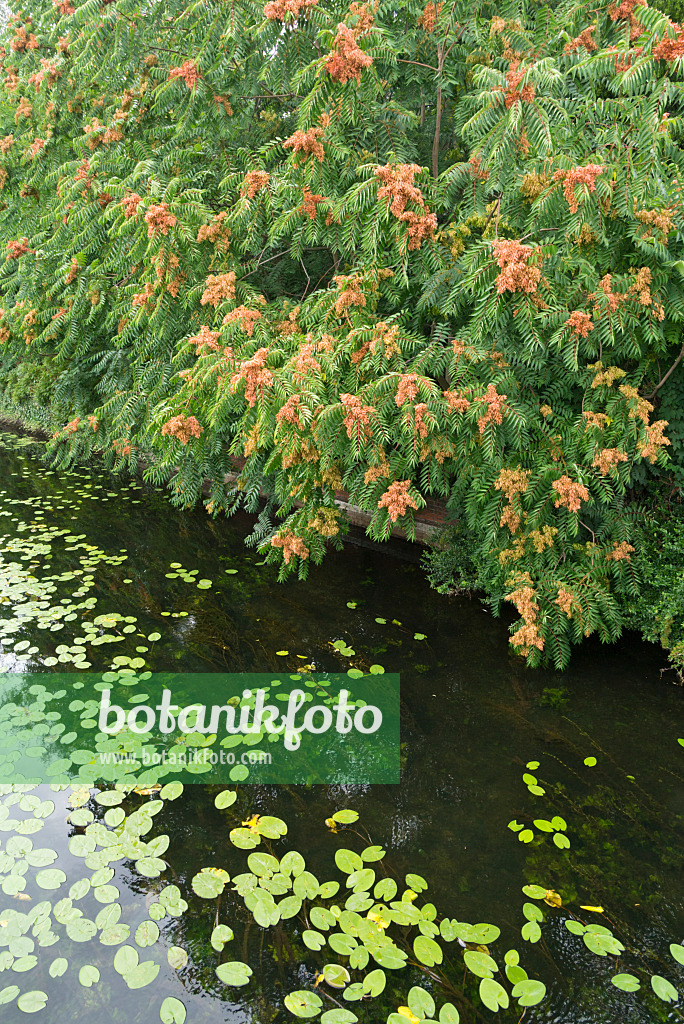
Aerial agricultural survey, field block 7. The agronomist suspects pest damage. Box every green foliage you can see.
[0,0,683,667]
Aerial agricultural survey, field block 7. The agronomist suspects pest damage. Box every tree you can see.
[0,0,682,666]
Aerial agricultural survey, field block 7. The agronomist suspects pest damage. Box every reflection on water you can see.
[0,431,682,1023]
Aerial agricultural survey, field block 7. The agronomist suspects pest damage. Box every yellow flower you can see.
[325,817,339,833]
[544,889,563,908]
[242,814,261,832]
[397,1008,420,1023]
[403,889,418,902]
[367,910,390,930]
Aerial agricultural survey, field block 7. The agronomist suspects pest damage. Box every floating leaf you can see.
[414,936,443,967]
[511,980,546,1007]
[284,991,323,1018]
[160,997,187,1024]
[611,974,641,992]
[16,991,48,1013]
[216,961,252,986]
[167,946,188,970]
[651,975,678,1003]
[408,985,435,1017]
[79,965,100,988]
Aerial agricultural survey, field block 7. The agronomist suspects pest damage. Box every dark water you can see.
[0,430,682,1023]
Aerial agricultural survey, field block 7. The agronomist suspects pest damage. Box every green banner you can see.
[0,672,400,785]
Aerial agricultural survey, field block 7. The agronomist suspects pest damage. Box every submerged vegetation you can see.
[0,0,683,668]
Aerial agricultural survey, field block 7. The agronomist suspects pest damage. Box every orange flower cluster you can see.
[593,448,628,475]
[375,164,436,250]
[15,97,33,123]
[241,170,270,199]
[553,164,603,214]
[276,393,304,429]
[28,59,60,92]
[376,163,424,216]
[169,61,200,89]
[112,438,132,457]
[284,127,325,162]
[370,321,401,358]
[476,383,507,432]
[65,258,79,284]
[634,205,676,240]
[231,348,273,406]
[503,63,535,108]
[552,475,589,513]
[640,420,670,462]
[325,24,373,84]
[293,342,321,378]
[495,467,531,502]
[396,373,419,406]
[271,532,309,563]
[555,587,575,615]
[7,238,28,258]
[565,310,594,337]
[300,187,325,219]
[54,0,75,13]
[377,479,420,522]
[122,192,142,218]
[605,540,635,561]
[132,282,155,309]
[505,571,544,654]
[63,417,80,433]
[495,467,530,533]
[82,118,105,149]
[212,93,233,115]
[365,454,390,483]
[189,325,220,352]
[628,266,663,316]
[564,25,597,54]
[278,306,300,337]
[103,126,124,145]
[583,411,609,430]
[653,24,684,60]
[264,0,317,18]
[161,414,204,444]
[469,156,490,182]
[223,305,262,337]
[197,211,230,248]
[348,2,374,35]
[333,273,366,317]
[608,0,645,40]
[0,135,13,154]
[341,392,374,441]
[10,26,38,52]
[403,210,438,250]
[87,415,98,431]
[144,203,176,238]
[618,384,652,424]
[75,160,92,187]
[417,1,443,30]
[201,271,236,307]
[413,403,429,439]
[491,240,541,294]
[29,138,45,158]
[443,389,471,413]
[4,68,19,93]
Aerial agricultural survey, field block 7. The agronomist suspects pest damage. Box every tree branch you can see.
[647,341,684,400]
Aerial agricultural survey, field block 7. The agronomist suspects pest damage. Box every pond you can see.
[0,429,682,1023]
